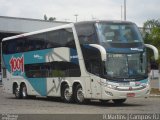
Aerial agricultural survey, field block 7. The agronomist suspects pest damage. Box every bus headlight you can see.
[107,84,117,90]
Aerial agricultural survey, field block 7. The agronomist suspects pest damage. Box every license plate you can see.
[127,93,135,97]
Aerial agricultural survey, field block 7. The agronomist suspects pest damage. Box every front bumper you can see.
[101,84,150,100]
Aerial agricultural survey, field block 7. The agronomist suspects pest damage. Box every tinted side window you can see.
[2,41,12,54]
[3,38,26,54]
[81,46,102,76]
[2,28,76,54]
[16,39,26,52]
[2,33,46,54]
[46,28,75,48]
[75,24,98,44]
[25,62,81,78]
[46,30,60,48]
[26,34,46,51]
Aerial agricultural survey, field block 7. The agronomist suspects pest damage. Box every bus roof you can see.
[2,23,74,41]
[2,20,135,42]
[74,20,134,25]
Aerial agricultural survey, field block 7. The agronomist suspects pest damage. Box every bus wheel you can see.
[20,84,28,99]
[61,84,72,103]
[112,99,126,104]
[74,84,85,104]
[14,85,20,99]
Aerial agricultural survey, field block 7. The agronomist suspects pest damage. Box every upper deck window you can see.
[75,23,99,44]
[2,28,75,54]
[96,22,143,43]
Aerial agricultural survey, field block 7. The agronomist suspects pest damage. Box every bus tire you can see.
[14,85,21,99]
[112,99,126,104]
[61,84,72,103]
[20,84,28,99]
[74,84,85,104]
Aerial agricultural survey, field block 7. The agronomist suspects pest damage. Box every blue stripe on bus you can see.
[3,49,52,65]
[70,48,78,64]
[24,49,51,64]
[3,49,51,96]
[106,47,144,53]
[82,44,144,54]
[27,78,47,96]
[2,48,80,96]
[139,79,148,84]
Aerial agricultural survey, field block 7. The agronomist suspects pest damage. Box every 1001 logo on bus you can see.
[9,55,24,73]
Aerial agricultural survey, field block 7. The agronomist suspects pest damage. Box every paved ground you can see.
[150,78,160,89]
[0,87,160,115]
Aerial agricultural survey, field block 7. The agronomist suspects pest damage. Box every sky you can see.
[0,0,160,26]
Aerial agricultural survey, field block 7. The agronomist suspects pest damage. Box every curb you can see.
[149,94,160,97]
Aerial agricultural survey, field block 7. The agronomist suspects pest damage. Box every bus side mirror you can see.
[145,44,159,60]
[89,44,106,61]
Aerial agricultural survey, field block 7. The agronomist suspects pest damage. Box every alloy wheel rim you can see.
[22,87,27,97]
[64,87,71,101]
[15,88,19,97]
[77,88,84,102]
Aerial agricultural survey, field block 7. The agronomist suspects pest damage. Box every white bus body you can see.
[2,21,158,104]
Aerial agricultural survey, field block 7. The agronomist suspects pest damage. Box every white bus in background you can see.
[2,21,158,104]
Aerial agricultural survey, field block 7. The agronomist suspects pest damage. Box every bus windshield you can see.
[105,53,147,80]
[96,22,143,43]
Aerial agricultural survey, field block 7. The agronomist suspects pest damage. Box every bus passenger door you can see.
[90,75,102,99]
[88,61,102,99]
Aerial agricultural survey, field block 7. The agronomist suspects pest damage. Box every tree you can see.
[43,14,56,21]
[143,19,160,30]
[148,27,160,63]
[48,17,56,21]
[44,14,47,21]
[143,19,160,65]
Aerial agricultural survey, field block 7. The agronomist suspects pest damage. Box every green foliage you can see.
[143,19,160,63]
[43,14,56,21]
[44,14,47,21]
[148,27,160,63]
[52,70,65,77]
[143,19,160,30]
[48,17,56,21]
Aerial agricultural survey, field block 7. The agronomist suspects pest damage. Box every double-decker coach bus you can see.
[1,21,158,104]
